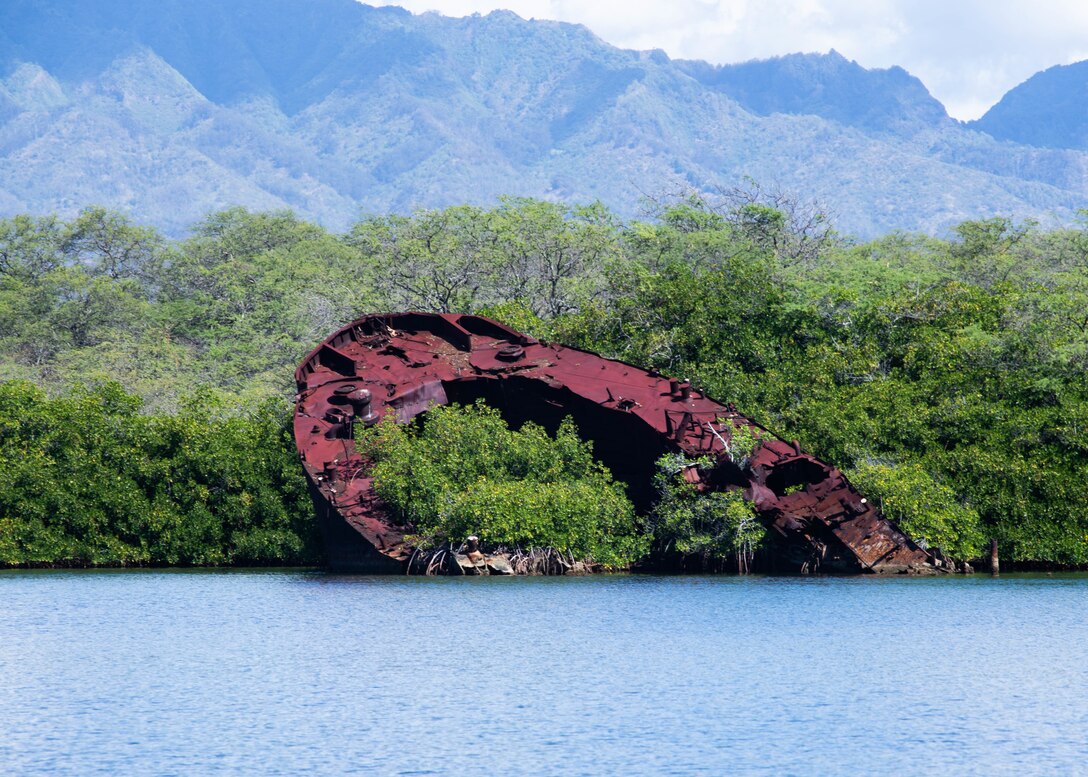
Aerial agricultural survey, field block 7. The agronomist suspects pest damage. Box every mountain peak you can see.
[484,9,523,20]
[676,50,949,136]
[969,60,1088,150]
[1,61,68,111]
[89,48,209,132]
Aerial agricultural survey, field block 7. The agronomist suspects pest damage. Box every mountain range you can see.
[1,0,1087,237]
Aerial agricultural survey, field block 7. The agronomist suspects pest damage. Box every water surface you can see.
[2,570,1086,775]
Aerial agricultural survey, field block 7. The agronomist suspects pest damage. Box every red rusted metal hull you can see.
[294,312,942,574]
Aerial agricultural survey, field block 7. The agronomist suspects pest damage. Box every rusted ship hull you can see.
[294,312,943,574]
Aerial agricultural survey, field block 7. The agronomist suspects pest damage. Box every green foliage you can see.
[349,198,617,318]
[648,454,765,569]
[724,423,762,468]
[0,381,319,567]
[4,199,1088,566]
[358,402,646,567]
[847,460,984,559]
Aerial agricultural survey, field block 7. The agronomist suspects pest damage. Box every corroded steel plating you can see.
[294,312,942,574]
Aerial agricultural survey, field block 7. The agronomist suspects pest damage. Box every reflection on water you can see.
[2,570,1087,775]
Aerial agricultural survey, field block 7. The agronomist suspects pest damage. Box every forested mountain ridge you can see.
[969,60,1088,151]
[675,50,952,137]
[1,0,1088,237]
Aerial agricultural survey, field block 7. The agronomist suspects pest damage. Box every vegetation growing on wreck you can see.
[4,198,1088,567]
[648,454,766,573]
[358,402,647,568]
[358,404,771,573]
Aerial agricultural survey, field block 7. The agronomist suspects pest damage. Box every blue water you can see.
[2,571,1086,775]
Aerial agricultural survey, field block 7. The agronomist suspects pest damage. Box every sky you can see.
[373,0,1088,121]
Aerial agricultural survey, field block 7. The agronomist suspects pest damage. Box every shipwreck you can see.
[294,312,945,575]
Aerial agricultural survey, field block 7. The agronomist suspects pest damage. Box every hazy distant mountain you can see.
[969,61,1088,151]
[1,0,1087,237]
[676,50,951,138]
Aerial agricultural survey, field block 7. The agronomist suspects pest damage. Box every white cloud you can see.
[373,0,1088,120]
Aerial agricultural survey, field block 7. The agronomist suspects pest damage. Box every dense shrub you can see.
[358,402,647,567]
[0,381,319,566]
[847,460,984,559]
[648,454,765,571]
